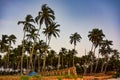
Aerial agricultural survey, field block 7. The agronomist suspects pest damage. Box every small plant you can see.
[21,76,30,80]
[112,72,120,78]
[58,76,63,80]
[33,74,42,80]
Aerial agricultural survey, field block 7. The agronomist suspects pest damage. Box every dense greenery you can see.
[0,4,120,76]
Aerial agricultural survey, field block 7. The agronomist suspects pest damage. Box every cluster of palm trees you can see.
[0,4,120,76]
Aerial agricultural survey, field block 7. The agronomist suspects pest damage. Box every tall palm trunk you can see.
[83,49,87,75]
[42,51,47,71]
[21,31,25,75]
[38,55,41,73]
[73,44,76,66]
[94,51,100,73]
[26,56,29,74]
[57,55,60,70]
[33,53,37,71]
[90,43,94,74]
[29,43,35,72]
[104,54,109,73]
[29,25,41,72]
[101,58,105,72]
[62,55,63,68]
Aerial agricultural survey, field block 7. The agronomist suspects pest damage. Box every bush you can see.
[58,76,63,80]
[33,74,42,79]
[21,76,30,80]
[112,72,120,78]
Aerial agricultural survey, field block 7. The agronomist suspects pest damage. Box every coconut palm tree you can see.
[35,4,55,32]
[59,48,67,68]
[7,34,16,69]
[42,22,60,71]
[0,35,8,53]
[99,39,113,73]
[70,32,82,66]
[88,28,105,73]
[43,22,60,45]
[26,28,39,71]
[18,14,35,75]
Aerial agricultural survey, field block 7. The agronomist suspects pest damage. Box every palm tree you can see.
[26,28,39,71]
[0,35,8,53]
[42,22,60,71]
[88,28,105,73]
[35,4,55,33]
[59,48,67,68]
[48,50,56,67]
[70,32,82,66]
[7,34,16,69]
[35,4,56,71]
[18,14,35,75]
[99,39,113,73]
[43,22,60,45]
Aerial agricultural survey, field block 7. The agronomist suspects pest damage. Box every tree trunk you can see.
[21,31,25,75]
[57,55,60,70]
[94,47,100,73]
[26,56,29,74]
[29,40,35,72]
[38,55,40,73]
[101,59,105,73]
[62,55,63,68]
[90,61,93,74]
[33,54,37,72]
[90,43,94,74]
[73,56,74,66]
[42,51,47,71]
[83,49,87,75]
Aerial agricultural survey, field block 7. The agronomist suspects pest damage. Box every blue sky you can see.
[0,0,120,56]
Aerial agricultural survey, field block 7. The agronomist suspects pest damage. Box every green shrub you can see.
[58,76,63,80]
[33,74,41,78]
[21,76,30,80]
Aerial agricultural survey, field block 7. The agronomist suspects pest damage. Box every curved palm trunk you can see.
[94,52,100,73]
[104,54,109,73]
[29,25,42,72]
[21,31,25,75]
[42,36,51,71]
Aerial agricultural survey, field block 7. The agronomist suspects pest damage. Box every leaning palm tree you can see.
[42,22,60,71]
[18,14,35,75]
[70,32,82,66]
[88,28,105,73]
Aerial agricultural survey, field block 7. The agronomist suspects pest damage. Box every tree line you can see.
[0,4,120,75]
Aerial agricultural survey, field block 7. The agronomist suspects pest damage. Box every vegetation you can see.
[0,4,120,77]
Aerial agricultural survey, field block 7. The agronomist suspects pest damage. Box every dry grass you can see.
[0,74,113,80]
